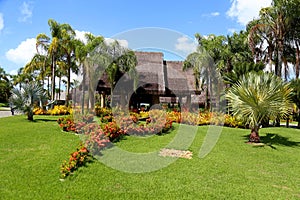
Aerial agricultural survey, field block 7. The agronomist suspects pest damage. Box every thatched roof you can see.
[92,51,209,104]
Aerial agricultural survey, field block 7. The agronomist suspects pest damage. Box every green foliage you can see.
[222,62,265,85]
[60,143,92,179]
[9,82,46,120]
[57,115,76,132]
[226,72,292,129]
[0,67,12,103]
[290,79,300,108]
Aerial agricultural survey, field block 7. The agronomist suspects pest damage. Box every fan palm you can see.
[226,72,292,142]
[9,82,46,121]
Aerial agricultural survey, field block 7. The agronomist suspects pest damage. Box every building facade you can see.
[95,51,208,111]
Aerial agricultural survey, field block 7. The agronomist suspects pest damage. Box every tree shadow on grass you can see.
[243,133,300,149]
[32,118,58,122]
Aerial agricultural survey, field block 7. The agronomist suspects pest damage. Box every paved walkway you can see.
[0,110,15,118]
[0,109,21,118]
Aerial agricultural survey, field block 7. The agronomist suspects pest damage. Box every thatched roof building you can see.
[95,51,209,109]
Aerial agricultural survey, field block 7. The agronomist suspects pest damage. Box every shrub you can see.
[103,121,126,141]
[166,111,181,123]
[180,111,199,125]
[33,107,47,115]
[139,111,149,119]
[224,114,245,128]
[47,105,71,115]
[95,106,112,117]
[60,143,92,179]
[83,123,111,155]
[57,115,76,132]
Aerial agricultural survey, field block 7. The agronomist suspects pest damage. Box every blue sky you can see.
[0,0,272,75]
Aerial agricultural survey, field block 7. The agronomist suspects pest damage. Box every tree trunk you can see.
[66,56,71,106]
[88,86,95,112]
[47,76,50,98]
[66,67,71,106]
[249,126,260,143]
[51,56,56,101]
[58,77,61,100]
[81,67,86,115]
[295,42,300,79]
[27,111,34,121]
[298,108,300,128]
[275,117,281,127]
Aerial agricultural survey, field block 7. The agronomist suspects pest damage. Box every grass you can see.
[1,115,300,199]
[0,107,10,111]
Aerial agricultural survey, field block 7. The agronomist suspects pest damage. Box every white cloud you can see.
[211,12,220,16]
[5,38,36,65]
[175,36,197,54]
[75,30,90,44]
[75,30,128,48]
[9,69,18,76]
[202,12,220,18]
[105,38,129,48]
[227,28,237,34]
[0,13,4,31]
[18,1,33,22]
[227,0,272,26]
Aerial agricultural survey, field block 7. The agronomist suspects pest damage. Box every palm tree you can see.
[36,19,74,101]
[222,62,265,86]
[183,41,216,110]
[24,54,51,88]
[290,79,300,127]
[248,0,295,78]
[0,67,12,103]
[11,67,33,90]
[9,82,46,121]
[101,40,138,108]
[59,27,77,104]
[74,33,105,113]
[226,72,292,143]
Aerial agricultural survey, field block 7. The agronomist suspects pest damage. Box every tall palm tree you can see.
[60,27,77,104]
[0,67,11,103]
[183,39,216,110]
[36,19,74,101]
[11,67,33,91]
[24,54,51,87]
[9,82,46,121]
[290,79,300,127]
[226,72,292,143]
[101,40,138,108]
[75,33,105,113]
[248,0,294,78]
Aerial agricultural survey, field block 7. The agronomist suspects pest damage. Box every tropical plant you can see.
[183,41,216,110]
[60,143,92,179]
[9,82,46,121]
[91,40,138,108]
[75,33,105,113]
[36,19,75,101]
[222,62,265,85]
[247,0,299,78]
[226,72,292,142]
[11,67,34,91]
[290,78,300,127]
[0,67,12,103]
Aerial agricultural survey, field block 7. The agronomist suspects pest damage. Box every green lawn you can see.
[0,107,10,111]
[1,115,300,199]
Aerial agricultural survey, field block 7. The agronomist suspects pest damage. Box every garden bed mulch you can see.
[159,148,193,159]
